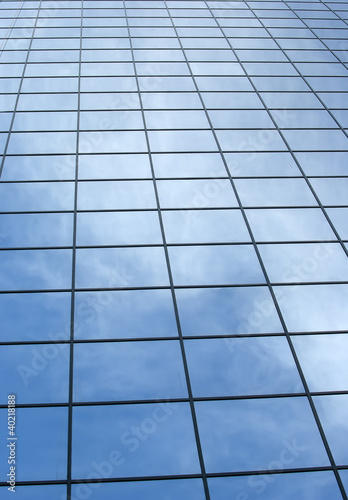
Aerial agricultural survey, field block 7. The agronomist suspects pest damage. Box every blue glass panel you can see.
[259,243,348,283]
[157,179,237,208]
[0,407,68,481]
[327,208,348,239]
[74,289,177,340]
[196,397,329,473]
[274,284,348,333]
[292,334,348,392]
[314,395,348,466]
[0,249,72,291]
[1,155,76,181]
[162,209,250,244]
[295,152,348,176]
[75,247,169,288]
[169,244,265,286]
[0,485,66,500]
[78,131,147,153]
[0,182,74,212]
[216,129,287,151]
[0,292,71,342]
[77,211,162,246]
[78,153,151,179]
[72,403,200,478]
[153,152,226,178]
[0,344,69,404]
[176,286,283,336]
[310,178,348,206]
[71,479,205,500]
[0,213,73,248]
[148,130,218,152]
[73,340,187,402]
[246,208,335,242]
[7,132,76,154]
[185,336,303,397]
[225,152,298,177]
[77,180,156,209]
[235,178,317,206]
[284,129,348,150]
[208,471,342,500]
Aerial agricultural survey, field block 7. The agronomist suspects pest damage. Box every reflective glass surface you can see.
[185,336,303,397]
[0,1,347,498]
[72,403,200,478]
[196,397,329,473]
[74,289,177,340]
[74,340,187,402]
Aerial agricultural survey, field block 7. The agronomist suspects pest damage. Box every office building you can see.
[0,0,348,499]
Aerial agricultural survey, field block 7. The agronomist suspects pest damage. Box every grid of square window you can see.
[0,0,348,499]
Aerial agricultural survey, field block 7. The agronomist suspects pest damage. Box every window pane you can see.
[162,209,250,244]
[75,247,169,288]
[0,213,73,248]
[0,182,74,211]
[196,397,329,473]
[208,471,342,500]
[0,249,72,291]
[0,344,69,404]
[0,292,71,342]
[71,479,205,500]
[77,180,156,209]
[0,407,68,481]
[72,403,200,478]
[74,340,187,402]
[259,243,348,283]
[78,154,151,179]
[185,336,303,397]
[74,289,177,340]
[169,244,265,286]
[246,208,335,242]
[314,395,348,466]
[274,284,348,332]
[157,179,237,208]
[176,286,283,336]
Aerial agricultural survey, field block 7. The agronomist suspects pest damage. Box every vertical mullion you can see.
[123,3,211,499]
[204,3,348,500]
[66,2,83,500]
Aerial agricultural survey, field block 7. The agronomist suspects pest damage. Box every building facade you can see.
[0,0,348,499]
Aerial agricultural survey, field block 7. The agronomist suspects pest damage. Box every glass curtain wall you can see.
[0,0,348,499]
